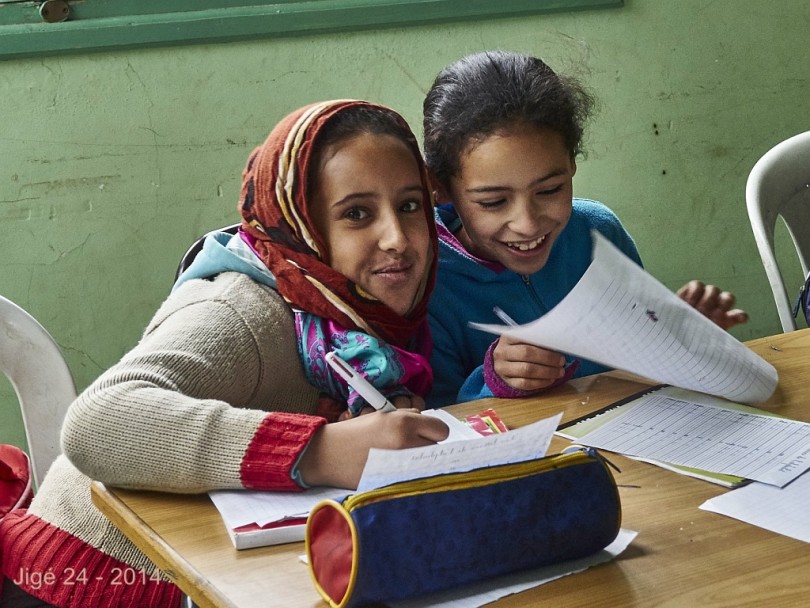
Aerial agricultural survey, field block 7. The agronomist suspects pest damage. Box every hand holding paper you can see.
[471,231,777,404]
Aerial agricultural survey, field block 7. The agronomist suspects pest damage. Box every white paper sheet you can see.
[356,413,561,492]
[700,471,810,543]
[423,408,485,442]
[574,387,810,487]
[209,486,348,529]
[470,230,778,404]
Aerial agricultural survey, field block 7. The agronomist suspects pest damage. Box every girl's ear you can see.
[428,172,452,204]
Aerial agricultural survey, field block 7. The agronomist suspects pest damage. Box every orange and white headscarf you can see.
[238,99,437,349]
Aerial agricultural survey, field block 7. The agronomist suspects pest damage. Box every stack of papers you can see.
[209,486,346,550]
[558,385,810,488]
[557,384,810,544]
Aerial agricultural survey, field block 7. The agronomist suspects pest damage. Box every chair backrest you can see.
[174,223,240,281]
[0,295,77,488]
[746,131,810,333]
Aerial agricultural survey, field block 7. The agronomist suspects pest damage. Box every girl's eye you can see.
[477,199,506,209]
[344,207,369,221]
[537,185,563,196]
[400,199,422,213]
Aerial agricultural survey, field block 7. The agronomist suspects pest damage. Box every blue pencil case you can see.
[305,448,621,607]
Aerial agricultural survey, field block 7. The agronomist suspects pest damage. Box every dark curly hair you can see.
[423,50,595,187]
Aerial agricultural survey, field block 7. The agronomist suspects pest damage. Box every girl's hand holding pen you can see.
[298,409,449,489]
[493,336,567,392]
[491,307,566,391]
[326,351,426,420]
[338,394,426,420]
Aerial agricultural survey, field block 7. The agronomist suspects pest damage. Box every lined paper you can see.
[470,230,777,404]
[356,413,561,492]
[575,389,810,487]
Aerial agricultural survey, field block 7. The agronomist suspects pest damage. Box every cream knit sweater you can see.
[1,273,324,607]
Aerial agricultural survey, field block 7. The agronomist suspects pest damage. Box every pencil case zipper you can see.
[342,449,594,511]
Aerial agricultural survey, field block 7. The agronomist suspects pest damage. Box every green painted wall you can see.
[2,0,808,450]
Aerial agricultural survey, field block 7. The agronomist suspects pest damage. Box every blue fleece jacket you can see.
[427,198,642,407]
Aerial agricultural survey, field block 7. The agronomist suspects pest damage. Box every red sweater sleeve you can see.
[240,412,326,490]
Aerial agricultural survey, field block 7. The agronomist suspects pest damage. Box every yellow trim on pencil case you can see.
[305,498,361,608]
[343,450,593,511]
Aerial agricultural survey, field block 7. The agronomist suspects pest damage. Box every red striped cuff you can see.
[240,412,327,490]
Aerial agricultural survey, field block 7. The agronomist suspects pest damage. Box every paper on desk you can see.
[700,471,810,543]
[389,528,638,608]
[573,387,810,488]
[557,386,746,488]
[209,486,348,529]
[423,408,484,441]
[470,230,777,405]
[357,413,561,493]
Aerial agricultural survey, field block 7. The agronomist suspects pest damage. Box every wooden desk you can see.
[91,329,810,608]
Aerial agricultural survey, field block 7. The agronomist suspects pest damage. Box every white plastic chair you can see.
[0,295,76,488]
[746,131,810,333]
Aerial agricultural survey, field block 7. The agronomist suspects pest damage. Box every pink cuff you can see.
[240,413,326,490]
[483,340,580,398]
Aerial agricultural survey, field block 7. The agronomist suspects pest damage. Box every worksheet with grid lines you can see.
[471,230,778,405]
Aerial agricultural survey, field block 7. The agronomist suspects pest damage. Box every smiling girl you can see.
[422,51,748,407]
[0,100,447,608]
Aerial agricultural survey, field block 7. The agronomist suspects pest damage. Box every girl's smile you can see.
[444,124,576,275]
[504,233,548,253]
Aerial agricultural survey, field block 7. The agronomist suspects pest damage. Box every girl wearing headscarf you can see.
[0,100,447,608]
